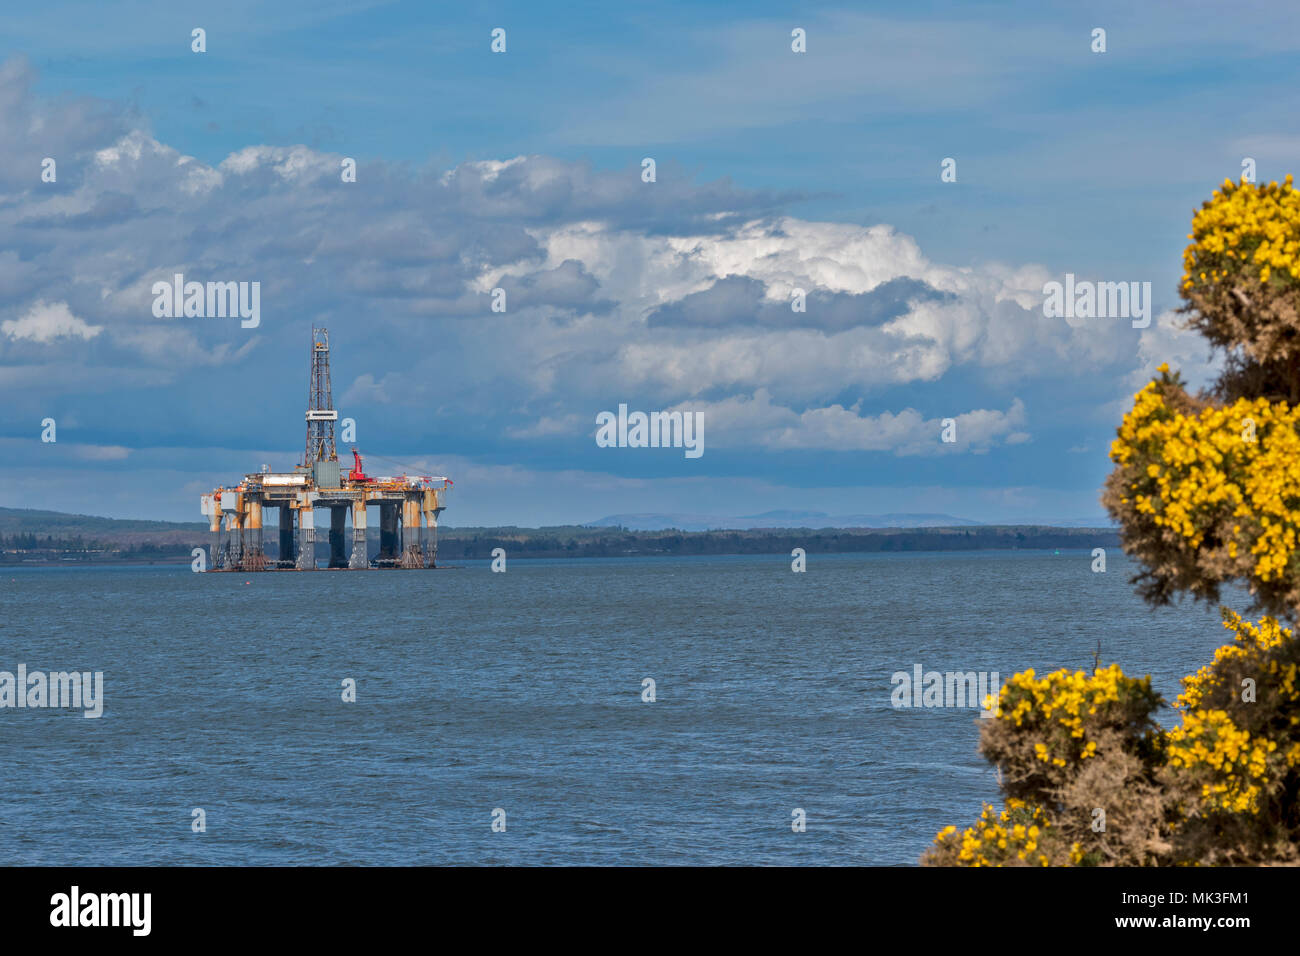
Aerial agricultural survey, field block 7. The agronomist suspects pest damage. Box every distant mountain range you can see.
[585,510,1113,531]
[585,510,982,531]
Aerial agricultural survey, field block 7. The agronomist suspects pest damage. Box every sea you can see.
[0,550,1249,865]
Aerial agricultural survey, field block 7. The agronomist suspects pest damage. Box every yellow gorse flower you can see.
[988,663,1150,748]
[1184,174,1300,288]
[1166,708,1277,814]
[1110,379,1300,584]
[932,799,1051,866]
[1165,609,1300,816]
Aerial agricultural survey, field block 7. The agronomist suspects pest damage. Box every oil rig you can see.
[200,328,452,571]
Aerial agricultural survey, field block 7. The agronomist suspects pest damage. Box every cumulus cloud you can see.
[0,54,1209,495]
[667,388,1028,455]
[1132,309,1220,393]
[647,275,952,331]
[2,300,102,342]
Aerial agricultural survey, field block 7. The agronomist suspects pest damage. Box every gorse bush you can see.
[1181,175,1300,404]
[925,176,1300,866]
[1104,366,1300,613]
[1161,611,1300,862]
[926,666,1170,866]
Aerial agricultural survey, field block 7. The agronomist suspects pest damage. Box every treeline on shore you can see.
[435,526,1119,559]
[0,537,193,564]
[1,521,1120,564]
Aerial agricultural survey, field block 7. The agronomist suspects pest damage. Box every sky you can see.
[1,0,1297,526]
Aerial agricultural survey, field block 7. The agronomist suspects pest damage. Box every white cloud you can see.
[669,388,1027,455]
[1132,309,1220,393]
[2,300,102,343]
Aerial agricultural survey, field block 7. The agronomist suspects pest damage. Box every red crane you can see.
[348,448,372,483]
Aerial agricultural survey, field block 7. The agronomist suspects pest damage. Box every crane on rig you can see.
[348,448,373,484]
[349,447,453,489]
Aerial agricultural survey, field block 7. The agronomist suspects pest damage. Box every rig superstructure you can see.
[200,328,451,571]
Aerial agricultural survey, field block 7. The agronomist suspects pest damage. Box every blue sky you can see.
[2,0,1297,525]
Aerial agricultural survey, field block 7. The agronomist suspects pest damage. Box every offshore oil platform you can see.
[200,328,452,571]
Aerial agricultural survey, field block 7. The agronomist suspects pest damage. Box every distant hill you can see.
[0,507,207,535]
[585,510,985,531]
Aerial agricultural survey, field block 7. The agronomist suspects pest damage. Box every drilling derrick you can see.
[200,327,452,572]
[304,327,338,469]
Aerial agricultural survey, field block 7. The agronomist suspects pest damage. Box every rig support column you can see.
[296,499,315,570]
[349,499,369,569]
[208,496,223,570]
[228,498,244,569]
[329,506,348,568]
[379,502,399,564]
[222,515,233,568]
[243,497,267,571]
[277,505,295,568]
[400,497,423,568]
[422,489,439,568]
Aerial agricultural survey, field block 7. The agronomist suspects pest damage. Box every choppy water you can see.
[0,550,1246,865]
